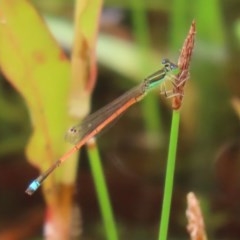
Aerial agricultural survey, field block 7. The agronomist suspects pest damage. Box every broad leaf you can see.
[0,0,70,188]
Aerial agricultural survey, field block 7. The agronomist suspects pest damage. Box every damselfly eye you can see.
[162,58,171,71]
[165,63,171,71]
[162,58,178,72]
[162,58,169,65]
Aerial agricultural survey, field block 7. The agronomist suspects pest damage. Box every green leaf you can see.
[0,0,70,182]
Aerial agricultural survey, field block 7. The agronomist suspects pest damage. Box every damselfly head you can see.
[162,58,178,72]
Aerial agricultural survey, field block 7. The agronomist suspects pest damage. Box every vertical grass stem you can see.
[87,139,118,240]
[158,110,180,240]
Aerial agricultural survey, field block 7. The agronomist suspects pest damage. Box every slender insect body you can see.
[25,58,179,195]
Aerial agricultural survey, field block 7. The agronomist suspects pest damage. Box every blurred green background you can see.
[1,0,240,239]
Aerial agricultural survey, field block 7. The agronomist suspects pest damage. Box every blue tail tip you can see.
[25,181,40,196]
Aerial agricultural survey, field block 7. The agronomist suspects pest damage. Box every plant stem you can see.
[158,110,180,240]
[87,139,118,240]
[131,0,163,137]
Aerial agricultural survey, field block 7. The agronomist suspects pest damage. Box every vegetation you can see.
[0,0,239,239]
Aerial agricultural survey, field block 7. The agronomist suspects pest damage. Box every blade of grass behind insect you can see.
[131,0,163,139]
[87,140,118,240]
[158,110,180,240]
[169,0,190,51]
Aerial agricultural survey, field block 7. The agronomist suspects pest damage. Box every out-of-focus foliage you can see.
[0,0,70,177]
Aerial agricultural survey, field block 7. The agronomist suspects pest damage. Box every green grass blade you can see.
[131,0,163,137]
[87,139,118,240]
[158,110,180,240]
